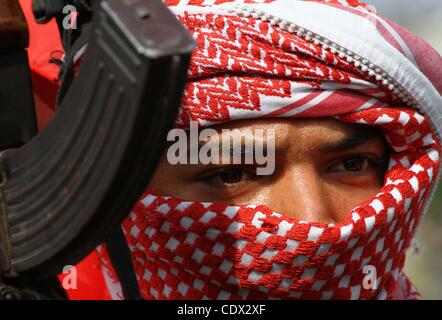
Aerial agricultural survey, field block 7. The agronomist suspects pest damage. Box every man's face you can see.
[149,118,389,224]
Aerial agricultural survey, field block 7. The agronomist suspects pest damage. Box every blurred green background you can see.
[367,0,442,299]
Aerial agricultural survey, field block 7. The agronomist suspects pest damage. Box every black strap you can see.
[55,21,91,106]
[105,227,142,300]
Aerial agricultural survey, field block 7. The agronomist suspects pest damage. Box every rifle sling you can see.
[105,227,141,300]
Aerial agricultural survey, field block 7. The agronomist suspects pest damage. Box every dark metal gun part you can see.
[0,0,195,281]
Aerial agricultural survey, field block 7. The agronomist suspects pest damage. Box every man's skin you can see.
[149,118,389,224]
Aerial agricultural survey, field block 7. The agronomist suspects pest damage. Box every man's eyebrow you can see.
[319,127,384,153]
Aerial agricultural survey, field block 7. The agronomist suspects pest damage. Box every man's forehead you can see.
[196,117,384,147]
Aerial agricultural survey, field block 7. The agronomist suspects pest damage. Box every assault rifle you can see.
[0,0,194,299]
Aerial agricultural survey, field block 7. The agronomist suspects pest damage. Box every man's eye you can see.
[329,156,383,173]
[342,157,366,172]
[200,167,255,187]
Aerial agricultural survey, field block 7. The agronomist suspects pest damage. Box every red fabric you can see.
[19,0,63,82]
[173,12,391,128]
[58,251,113,300]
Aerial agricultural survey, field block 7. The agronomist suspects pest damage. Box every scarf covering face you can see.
[96,0,442,300]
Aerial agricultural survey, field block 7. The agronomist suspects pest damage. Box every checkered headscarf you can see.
[97,0,442,300]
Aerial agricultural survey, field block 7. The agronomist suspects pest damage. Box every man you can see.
[26,0,442,299]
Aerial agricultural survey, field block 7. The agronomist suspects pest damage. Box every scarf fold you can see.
[94,0,442,300]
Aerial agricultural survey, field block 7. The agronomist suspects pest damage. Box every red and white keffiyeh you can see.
[96,0,442,300]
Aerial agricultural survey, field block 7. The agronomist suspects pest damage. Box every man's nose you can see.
[269,165,337,224]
